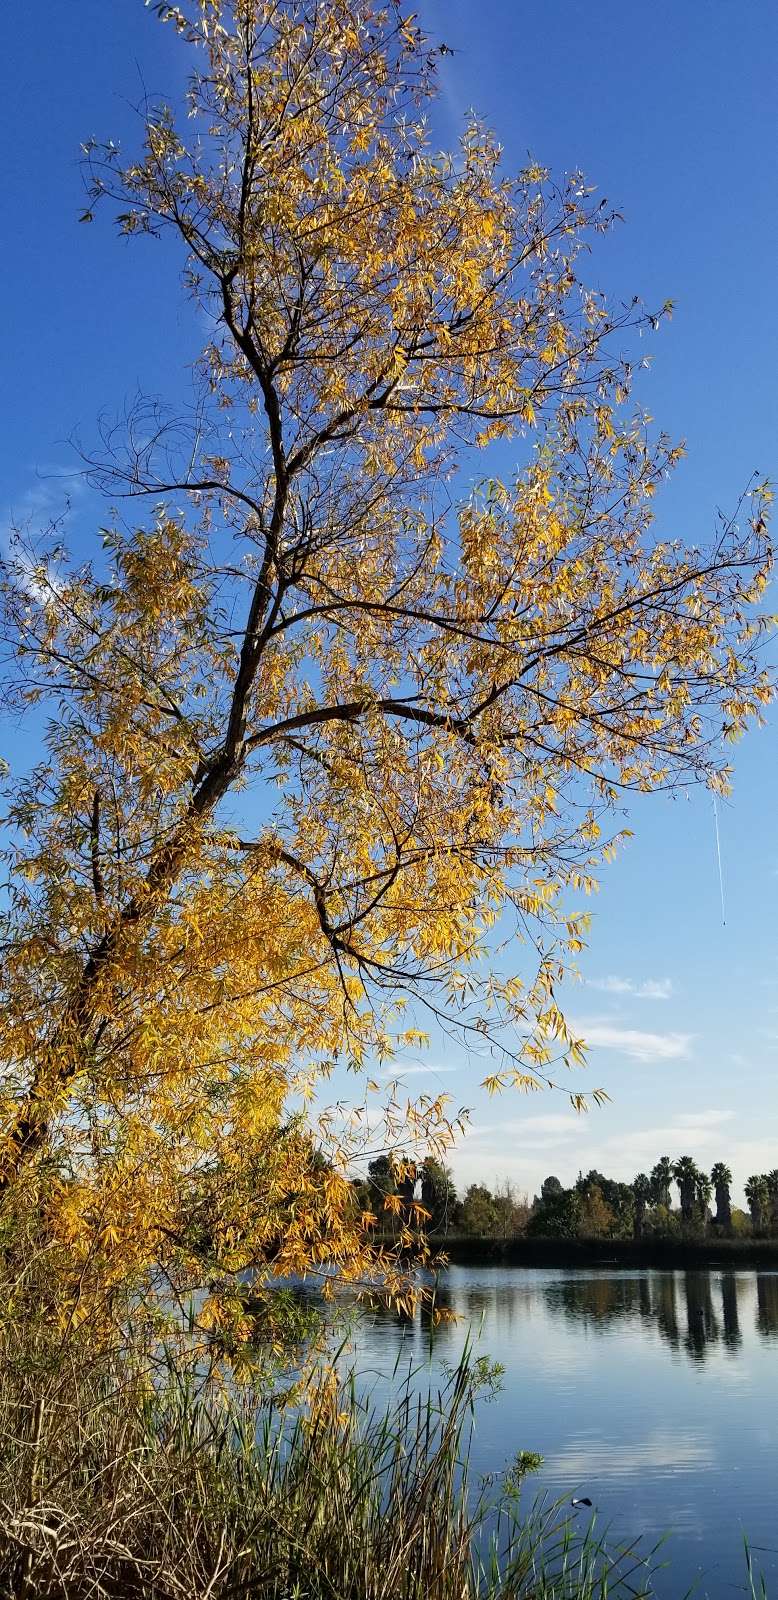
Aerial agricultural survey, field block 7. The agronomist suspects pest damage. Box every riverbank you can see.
[430,1234,778,1268]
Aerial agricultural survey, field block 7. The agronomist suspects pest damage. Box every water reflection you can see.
[654,1273,680,1350]
[683,1272,719,1361]
[720,1271,742,1349]
[756,1272,778,1339]
[352,1269,778,1600]
[360,1267,778,1366]
[535,1269,757,1364]
[360,1269,776,1366]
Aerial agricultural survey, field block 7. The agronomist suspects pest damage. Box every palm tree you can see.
[632,1173,652,1239]
[673,1155,699,1225]
[695,1169,713,1226]
[745,1174,769,1235]
[650,1156,673,1210]
[711,1162,733,1231]
[765,1170,778,1235]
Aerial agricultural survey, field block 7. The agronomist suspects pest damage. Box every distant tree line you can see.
[352,1155,778,1241]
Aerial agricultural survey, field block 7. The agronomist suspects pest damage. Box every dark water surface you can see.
[348,1267,778,1597]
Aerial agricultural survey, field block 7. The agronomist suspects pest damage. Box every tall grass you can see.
[0,1315,665,1600]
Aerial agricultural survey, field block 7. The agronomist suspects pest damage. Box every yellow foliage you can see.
[0,0,772,1336]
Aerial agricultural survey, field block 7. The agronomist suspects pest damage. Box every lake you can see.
[348,1266,778,1598]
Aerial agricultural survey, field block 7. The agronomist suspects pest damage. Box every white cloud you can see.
[570,1017,692,1063]
[446,1105,745,1198]
[449,1148,574,1196]
[586,976,673,1000]
[730,1138,778,1181]
[547,1431,713,1480]
[675,1110,733,1129]
[589,1123,728,1168]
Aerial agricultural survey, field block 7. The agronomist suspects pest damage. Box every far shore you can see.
[420,1235,778,1269]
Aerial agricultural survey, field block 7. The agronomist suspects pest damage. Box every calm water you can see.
[348,1267,778,1598]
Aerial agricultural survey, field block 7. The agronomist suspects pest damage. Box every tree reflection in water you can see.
[360,1269,777,1365]
[654,1273,680,1350]
[720,1272,742,1350]
[683,1272,719,1362]
[756,1273,778,1339]
[539,1270,753,1364]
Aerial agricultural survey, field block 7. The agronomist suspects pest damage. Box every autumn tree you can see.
[576,1168,633,1237]
[577,1183,615,1239]
[492,1178,530,1238]
[0,0,772,1331]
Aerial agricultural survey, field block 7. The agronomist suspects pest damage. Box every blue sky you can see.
[2,2,777,1204]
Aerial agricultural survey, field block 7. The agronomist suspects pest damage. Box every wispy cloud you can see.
[3,469,86,544]
[586,976,673,1000]
[378,1064,459,1078]
[571,1018,692,1063]
[2,470,89,602]
[464,1114,585,1141]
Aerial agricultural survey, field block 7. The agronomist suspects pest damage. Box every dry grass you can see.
[0,1306,666,1600]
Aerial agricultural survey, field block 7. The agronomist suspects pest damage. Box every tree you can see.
[650,1157,673,1211]
[765,1170,778,1234]
[528,1184,581,1239]
[695,1169,713,1226]
[420,1158,458,1235]
[364,1153,418,1228]
[632,1173,652,1239]
[0,0,772,1327]
[673,1157,699,1226]
[578,1184,615,1239]
[711,1162,733,1232]
[460,1184,499,1238]
[745,1174,769,1235]
[602,1179,635,1238]
[366,1155,397,1203]
[576,1169,633,1237]
[492,1179,529,1238]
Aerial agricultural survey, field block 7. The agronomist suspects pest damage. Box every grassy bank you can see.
[0,1328,669,1600]
[431,1235,778,1269]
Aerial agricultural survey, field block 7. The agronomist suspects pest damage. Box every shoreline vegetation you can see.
[1,1299,769,1598]
[354,1156,778,1257]
[431,1235,778,1269]
[0,1333,665,1600]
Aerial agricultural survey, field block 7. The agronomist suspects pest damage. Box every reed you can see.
[0,1307,669,1600]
